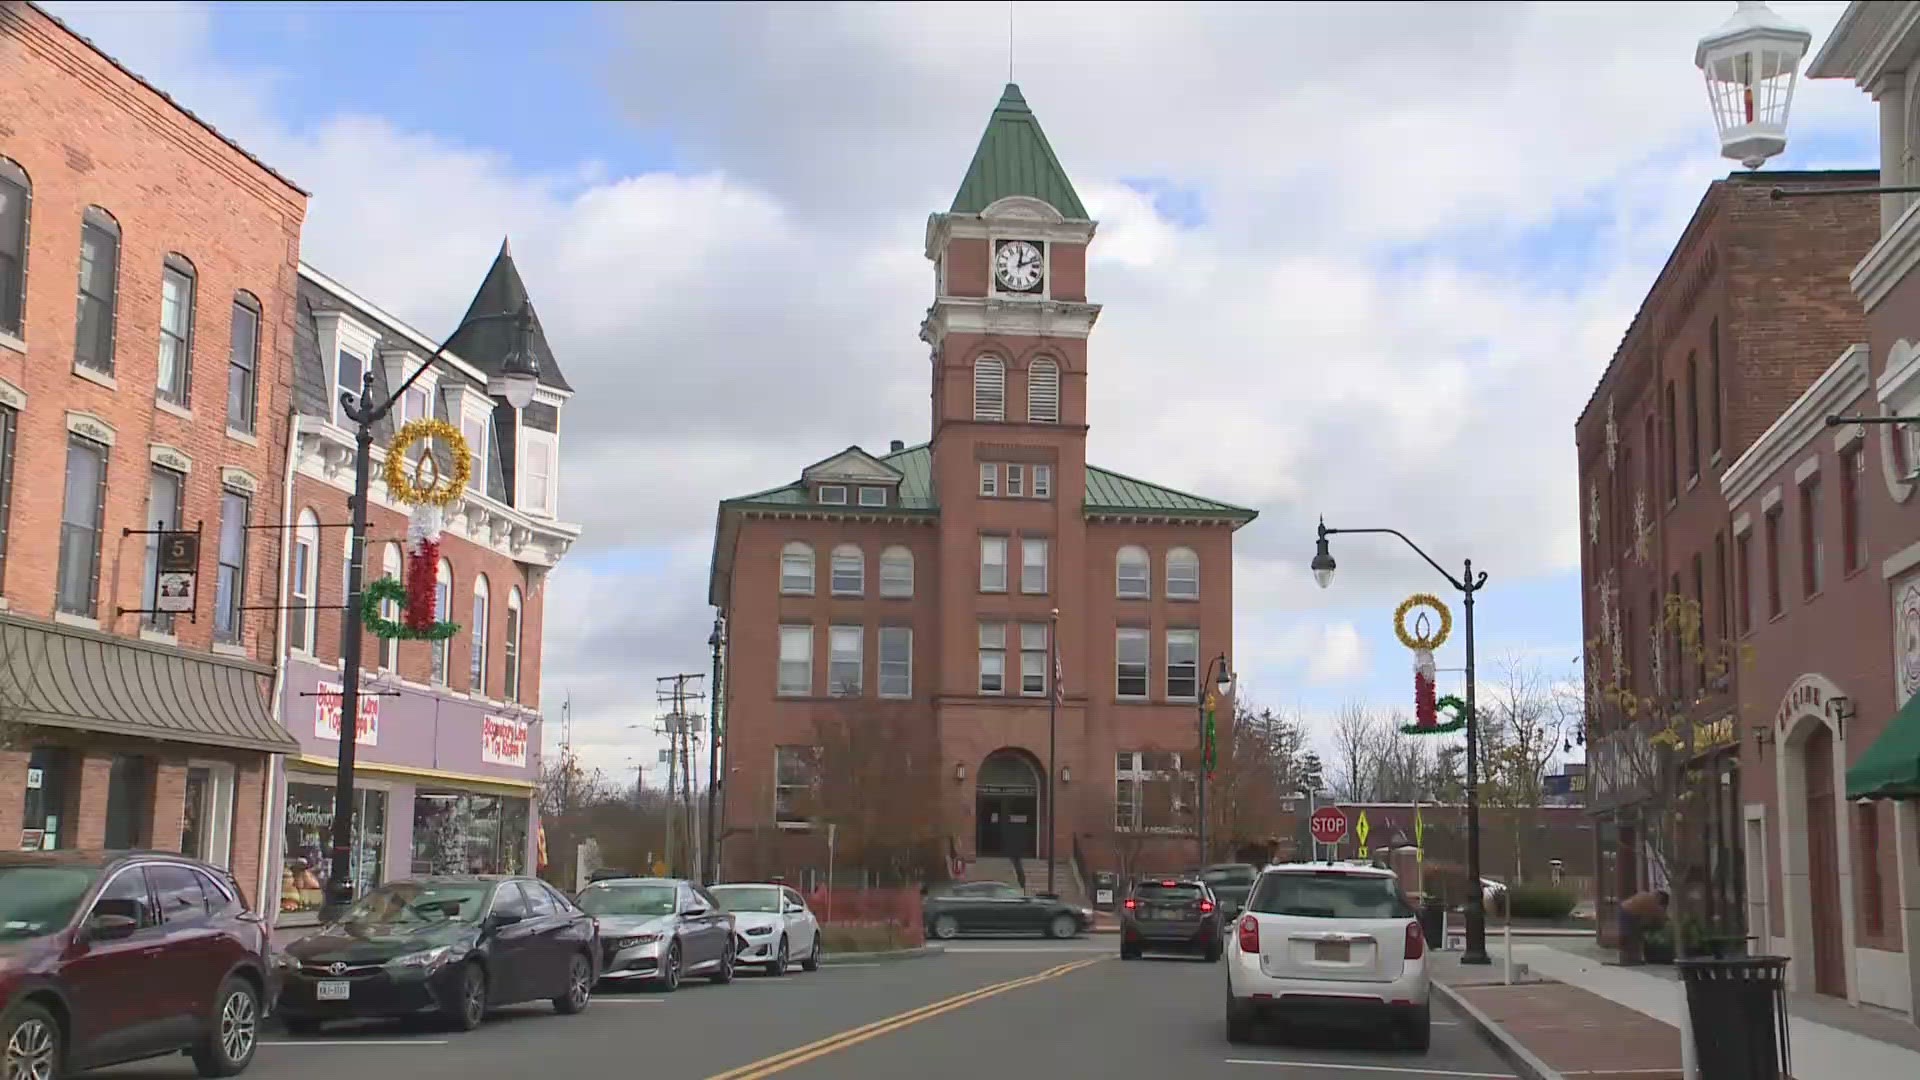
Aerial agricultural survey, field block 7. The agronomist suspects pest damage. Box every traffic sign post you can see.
[1309,806,1349,854]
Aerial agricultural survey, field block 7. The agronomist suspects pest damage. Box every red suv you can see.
[0,850,272,1079]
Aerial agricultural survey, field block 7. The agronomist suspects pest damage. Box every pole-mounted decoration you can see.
[364,418,470,641]
[1202,690,1219,779]
[1395,593,1466,734]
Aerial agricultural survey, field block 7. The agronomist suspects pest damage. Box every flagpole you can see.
[1046,608,1060,897]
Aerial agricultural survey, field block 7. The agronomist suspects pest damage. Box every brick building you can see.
[709,85,1257,894]
[265,251,578,923]
[0,2,306,906]
[1575,169,1880,948]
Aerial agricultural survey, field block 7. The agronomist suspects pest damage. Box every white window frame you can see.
[521,429,556,515]
[818,484,848,505]
[431,558,453,686]
[335,350,366,426]
[1116,545,1150,599]
[1028,358,1060,423]
[1166,629,1199,701]
[1167,547,1200,600]
[1116,627,1150,700]
[879,626,912,698]
[1020,623,1048,697]
[461,412,490,499]
[830,544,865,597]
[828,625,863,697]
[980,463,998,496]
[858,486,887,507]
[879,546,914,598]
[181,760,237,869]
[778,625,813,696]
[980,535,1009,593]
[1021,537,1048,594]
[1034,464,1052,499]
[1007,464,1025,497]
[774,746,815,825]
[470,573,491,695]
[379,543,402,671]
[973,356,1005,421]
[1114,750,1191,834]
[780,542,815,595]
[290,509,319,655]
[504,586,524,702]
[978,622,1007,695]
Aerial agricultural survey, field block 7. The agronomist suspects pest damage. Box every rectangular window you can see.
[103,755,152,850]
[1713,533,1728,646]
[431,569,451,685]
[0,167,23,337]
[1020,623,1048,696]
[1034,464,1052,499]
[774,746,815,824]
[879,626,912,698]
[470,588,489,693]
[1668,573,1683,698]
[979,463,997,497]
[1841,444,1865,575]
[0,406,16,595]
[1736,530,1752,633]
[1859,804,1885,935]
[1690,554,1705,688]
[1801,474,1824,597]
[978,622,1006,694]
[830,547,863,596]
[858,486,887,507]
[140,466,186,633]
[778,625,813,696]
[1664,381,1678,500]
[1007,464,1025,497]
[1021,537,1048,594]
[828,625,863,696]
[227,300,259,434]
[503,593,522,701]
[1114,750,1190,834]
[1708,319,1722,454]
[1764,506,1783,618]
[56,436,108,617]
[980,535,1008,592]
[289,527,312,653]
[780,547,813,595]
[75,222,119,374]
[1116,628,1149,699]
[462,415,489,497]
[335,350,364,423]
[523,432,555,514]
[817,484,847,505]
[402,385,430,426]
[1166,629,1199,700]
[1685,352,1699,481]
[157,266,194,407]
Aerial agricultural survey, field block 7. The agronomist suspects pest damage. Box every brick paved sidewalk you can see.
[1449,979,1694,1079]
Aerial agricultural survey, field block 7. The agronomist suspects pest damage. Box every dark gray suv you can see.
[1119,877,1223,961]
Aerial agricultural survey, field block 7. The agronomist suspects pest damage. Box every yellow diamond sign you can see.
[1356,810,1371,848]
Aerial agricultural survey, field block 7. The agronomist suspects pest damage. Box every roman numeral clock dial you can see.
[994,239,1044,293]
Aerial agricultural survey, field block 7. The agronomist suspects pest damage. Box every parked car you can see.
[1199,864,1258,916]
[922,881,1091,940]
[275,876,597,1033]
[1119,877,1223,961]
[1225,863,1430,1050]
[575,877,736,990]
[0,850,272,1079]
[709,882,821,975]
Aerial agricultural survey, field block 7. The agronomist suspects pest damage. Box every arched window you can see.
[471,573,491,694]
[1116,545,1150,599]
[973,356,1005,421]
[831,544,865,596]
[0,155,29,338]
[431,558,453,685]
[74,205,121,374]
[1166,547,1199,600]
[504,587,525,703]
[879,545,915,598]
[780,541,815,595]
[290,509,320,653]
[1027,358,1059,423]
[379,542,402,671]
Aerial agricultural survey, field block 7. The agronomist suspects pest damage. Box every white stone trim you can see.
[65,410,114,445]
[1723,346,1870,506]
[313,309,381,425]
[0,376,23,411]
[1885,539,1920,582]
[1774,674,1860,1001]
[925,202,1096,260]
[1733,511,1753,538]
[1895,800,1920,1020]
[379,344,437,409]
[149,443,191,474]
[919,296,1102,350]
[1795,455,1823,486]
[298,262,532,395]
[1744,803,1773,957]
[1761,485,1784,514]
[1854,196,1920,313]
[1857,945,1914,1015]
[220,466,260,496]
[1809,0,1920,85]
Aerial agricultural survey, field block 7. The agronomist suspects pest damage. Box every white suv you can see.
[1224,863,1430,1050]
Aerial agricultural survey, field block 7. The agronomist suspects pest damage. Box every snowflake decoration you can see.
[1604,571,1624,682]
[1605,397,1619,472]
[1632,490,1652,565]
[1647,616,1666,700]
[1588,483,1601,547]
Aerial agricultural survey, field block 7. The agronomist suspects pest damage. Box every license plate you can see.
[316,980,350,1002]
[1314,941,1351,963]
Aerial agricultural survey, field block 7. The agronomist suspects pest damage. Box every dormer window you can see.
[858,486,887,507]
[818,485,848,505]
[336,349,365,422]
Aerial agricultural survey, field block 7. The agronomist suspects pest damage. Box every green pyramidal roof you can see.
[950,83,1088,220]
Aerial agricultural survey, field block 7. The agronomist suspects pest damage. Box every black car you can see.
[275,876,598,1033]
[1199,864,1258,917]
[1120,877,1223,961]
[922,881,1092,940]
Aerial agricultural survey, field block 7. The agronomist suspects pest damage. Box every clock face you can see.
[994,240,1044,293]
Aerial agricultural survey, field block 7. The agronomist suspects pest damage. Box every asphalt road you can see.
[97,940,1520,1079]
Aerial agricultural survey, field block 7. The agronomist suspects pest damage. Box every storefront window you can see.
[20,748,73,851]
[282,782,387,916]
[181,764,237,868]
[103,755,152,850]
[411,791,530,876]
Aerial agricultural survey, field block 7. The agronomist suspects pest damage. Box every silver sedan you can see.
[576,877,737,991]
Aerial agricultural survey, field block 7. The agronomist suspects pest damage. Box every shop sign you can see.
[315,681,379,746]
[482,714,529,768]
[155,530,200,613]
[19,829,43,852]
[1690,715,1736,756]
[1775,675,1830,732]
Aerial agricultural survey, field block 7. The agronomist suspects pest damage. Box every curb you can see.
[1434,981,1565,1080]
[822,944,944,964]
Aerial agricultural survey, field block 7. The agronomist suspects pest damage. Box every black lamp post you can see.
[318,300,540,923]
[1312,518,1492,965]
[1198,653,1232,867]
[705,615,726,887]
[1047,608,1059,897]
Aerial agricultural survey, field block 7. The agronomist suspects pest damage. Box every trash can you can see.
[1420,897,1445,949]
[1677,956,1791,1080]
[1092,871,1118,911]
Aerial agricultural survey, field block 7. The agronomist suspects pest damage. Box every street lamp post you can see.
[1046,608,1059,897]
[318,301,541,923]
[1198,654,1232,868]
[705,615,726,887]
[1311,519,1492,965]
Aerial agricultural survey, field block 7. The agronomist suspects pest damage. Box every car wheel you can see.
[659,943,682,992]
[800,935,822,973]
[3,1001,61,1080]
[711,943,735,985]
[1047,914,1077,939]
[445,962,487,1031]
[765,937,789,977]
[553,953,593,1014]
[1401,1001,1431,1052]
[1225,992,1256,1045]
[930,914,959,940]
[190,977,260,1077]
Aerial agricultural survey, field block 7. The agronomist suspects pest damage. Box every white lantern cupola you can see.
[1696,1,1812,169]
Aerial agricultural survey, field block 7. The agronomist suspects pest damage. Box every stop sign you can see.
[1309,806,1349,846]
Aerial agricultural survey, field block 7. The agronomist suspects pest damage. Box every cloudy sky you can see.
[43,0,1876,779]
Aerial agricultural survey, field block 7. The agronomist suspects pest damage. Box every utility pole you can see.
[656,674,706,880]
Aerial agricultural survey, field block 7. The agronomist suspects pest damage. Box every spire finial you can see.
[499,235,513,259]
[1008,2,1014,83]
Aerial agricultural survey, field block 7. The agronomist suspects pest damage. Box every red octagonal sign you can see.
[1309,806,1349,845]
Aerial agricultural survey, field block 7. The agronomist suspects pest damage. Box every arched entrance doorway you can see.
[976,750,1040,859]
[1803,723,1847,997]
[1775,673,1855,1001]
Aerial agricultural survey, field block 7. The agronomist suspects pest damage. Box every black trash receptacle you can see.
[1678,956,1791,1080]
[1420,897,1445,949]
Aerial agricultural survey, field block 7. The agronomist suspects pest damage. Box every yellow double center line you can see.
[706,956,1105,1079]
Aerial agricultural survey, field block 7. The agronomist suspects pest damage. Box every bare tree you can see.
[808,696,946,884]
[1477,653,1572,882]
[1209,704,1320,859]
[1330,703,1383,801]
[1370,715,1432,802]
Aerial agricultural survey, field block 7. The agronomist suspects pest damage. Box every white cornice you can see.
[919,296,1102,349]
[1850,194,1920,312]
[925,205,1097,260]
[1722,344,1870,507]
[312,309,381,362]
[301,262,503,394]
[1809,1,1920,86]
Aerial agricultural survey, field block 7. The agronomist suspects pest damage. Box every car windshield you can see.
[1248,872,1414,919]
[577,883,677,917]
[0,865,101,939]
[1202,866,1255,886]
[339,881,489,926]
[1133,882,1203,902]
[710,886,781,913]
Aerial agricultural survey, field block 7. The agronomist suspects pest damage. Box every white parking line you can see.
[1225,1062,1514,1078]
[262,1040,451,1047]
[942,946,1108,953]
[591,997,663,1003]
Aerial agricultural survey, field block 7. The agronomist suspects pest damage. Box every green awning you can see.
[1847,691,1920,799]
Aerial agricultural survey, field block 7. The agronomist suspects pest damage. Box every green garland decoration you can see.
[362,576,461,642]
[1401,694,1471,736]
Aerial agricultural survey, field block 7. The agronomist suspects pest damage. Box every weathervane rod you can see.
[1008,2,1015,82]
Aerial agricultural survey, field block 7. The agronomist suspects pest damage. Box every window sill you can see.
[0,330,24,357]
[1115,696,1151,705]
[155,398,193,422]
[1687,474,1700,493]
[1117,593,1151,602]
[1167,594,1200,603]
[72,365,117,391]
[226,427,259,448]
[779,590,815,599]
[54,611,100,631]
[139,628,180,647]
[830,591,864,599]
[212,642,249,659]
[0,597,9,611]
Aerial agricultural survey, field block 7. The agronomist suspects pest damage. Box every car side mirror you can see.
[487,911,525,930]
[684,906,709,918]
[85,913,140,942]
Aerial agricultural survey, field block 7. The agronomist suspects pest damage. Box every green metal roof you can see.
[950,84,1088,220]
[726,443,939,511]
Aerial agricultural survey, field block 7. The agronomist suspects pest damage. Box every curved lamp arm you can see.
[1318,522,1487,595]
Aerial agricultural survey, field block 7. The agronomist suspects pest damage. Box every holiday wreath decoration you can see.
[1395,593,1467,734]
[364,418,469,642]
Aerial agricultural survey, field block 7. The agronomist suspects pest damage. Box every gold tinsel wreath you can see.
[1393,593,1452,652]
[383,418,471,509]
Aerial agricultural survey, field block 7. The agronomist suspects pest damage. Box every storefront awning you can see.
[0,613,298,755]
[1846,690,1920,800]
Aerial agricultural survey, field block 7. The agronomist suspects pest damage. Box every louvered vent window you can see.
[1028,359,1059,423]
[973,357,1005,421]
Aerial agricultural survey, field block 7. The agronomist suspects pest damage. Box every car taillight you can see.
[1123,898,1136,910]
[1404,919,1425,960]
[1199,900,1214,914]
[1237,914,1259,954]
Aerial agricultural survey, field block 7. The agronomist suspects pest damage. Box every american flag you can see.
[1053,647,1064,703]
